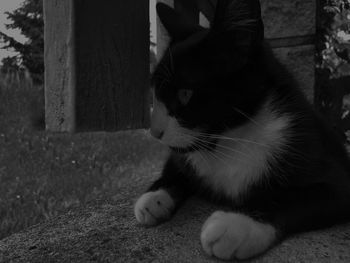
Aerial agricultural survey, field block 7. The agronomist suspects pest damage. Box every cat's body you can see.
[135,0,350,260]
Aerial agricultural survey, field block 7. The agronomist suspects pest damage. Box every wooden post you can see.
[44,0,150,132]
[44,0,76,132]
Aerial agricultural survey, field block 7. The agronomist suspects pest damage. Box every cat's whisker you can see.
[193,137,252,167]
[192,140,228,166]
[194,140,247,169]
[179,130,239,155]
[197,134,308,167]
[193,136,253,160]
[182,131,257,168]
[169,129,259,167]
[206,145,251,167]
[197,132,306,171]
[191,143,212,171]
[170,131,223,165]
[232,107,262,127]
[192,130,254,152]
[171,133,215,169]
[195,132,269,148]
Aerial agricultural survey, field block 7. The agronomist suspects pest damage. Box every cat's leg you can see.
[200,211,277,260]
[201,185,350,260]
[134,189,176,226]
[134,154,192,226]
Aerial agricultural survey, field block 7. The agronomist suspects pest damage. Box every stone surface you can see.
[261,0,316,39]
[273,45,315,102]
[1,133,350,263]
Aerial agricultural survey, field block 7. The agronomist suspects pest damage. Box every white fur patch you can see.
[201,211,276,260]
[187,100,290,200]
[151,90,196,148]
[134,189,175,226]
[150,91,169,138]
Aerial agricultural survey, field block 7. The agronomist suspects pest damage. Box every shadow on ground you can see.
[0,130,350,263]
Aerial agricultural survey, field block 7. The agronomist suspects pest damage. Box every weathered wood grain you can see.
[44,0,76,132]
[45,0,150,132]
[75,0,150,131]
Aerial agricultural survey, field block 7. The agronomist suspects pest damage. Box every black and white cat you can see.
[134,0,350,260]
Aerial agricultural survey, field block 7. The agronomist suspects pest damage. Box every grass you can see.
[0,73,164,240]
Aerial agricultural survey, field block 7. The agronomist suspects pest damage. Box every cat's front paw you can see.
[134,189,175,226]
[200,211,276,260]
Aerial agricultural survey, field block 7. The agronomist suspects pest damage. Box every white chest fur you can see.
[187,103,290,201]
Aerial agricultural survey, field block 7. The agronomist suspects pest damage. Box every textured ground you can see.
[1,131,350,263]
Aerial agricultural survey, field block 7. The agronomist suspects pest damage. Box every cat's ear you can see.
[212,0,264,46]
[156,3,205,41]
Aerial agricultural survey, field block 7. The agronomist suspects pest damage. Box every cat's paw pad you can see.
[200,211,276,260]
[134,189,175,226]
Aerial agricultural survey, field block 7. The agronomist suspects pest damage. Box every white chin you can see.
[155,115,197,148]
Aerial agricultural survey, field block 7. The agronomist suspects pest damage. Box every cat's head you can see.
[151,0,266,153]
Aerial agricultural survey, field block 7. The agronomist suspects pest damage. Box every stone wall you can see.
[261,0,316,101]
[261,0,315,39]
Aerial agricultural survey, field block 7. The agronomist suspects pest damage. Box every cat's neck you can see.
[186,96,291,200]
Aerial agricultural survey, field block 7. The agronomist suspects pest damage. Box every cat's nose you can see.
[151,129,164,140]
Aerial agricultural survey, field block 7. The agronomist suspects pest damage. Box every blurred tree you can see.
[0,0,44,84]
[315,0,350,143]
[1,56,21,75]
[319,0,350,78]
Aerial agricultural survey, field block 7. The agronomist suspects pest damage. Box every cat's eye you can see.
[178,89,193,105]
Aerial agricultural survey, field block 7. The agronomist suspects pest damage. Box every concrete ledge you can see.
[261,0,316,39]
[1,197,349,262]
[273,45,315,102]
[1,134,349,263]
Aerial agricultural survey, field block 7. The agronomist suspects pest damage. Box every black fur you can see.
[147,0,350,255]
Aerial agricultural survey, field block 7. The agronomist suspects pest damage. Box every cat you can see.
[134,0,350,260]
